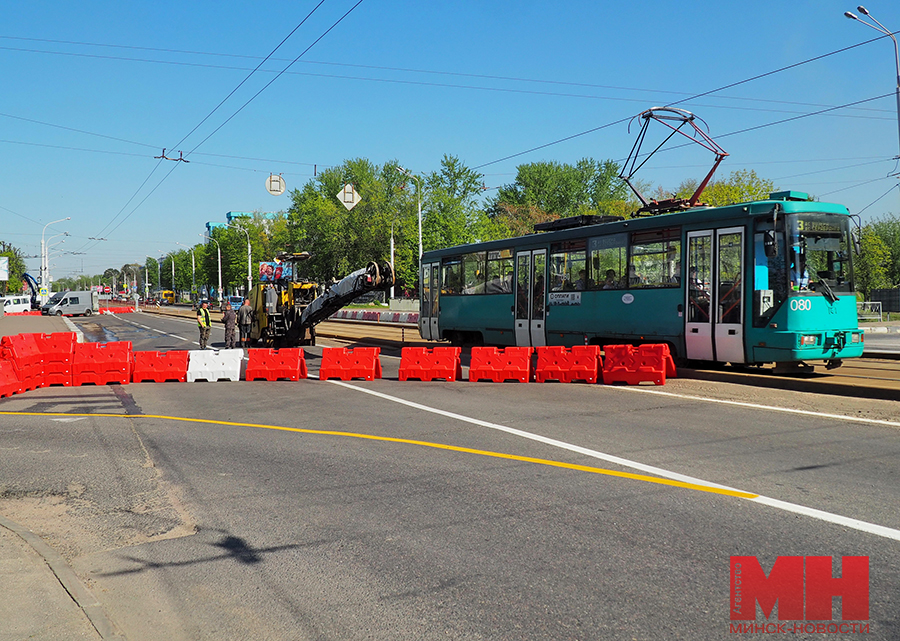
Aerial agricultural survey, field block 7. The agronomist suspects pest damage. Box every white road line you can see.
[327,379,900,542]
[604,385,900,429]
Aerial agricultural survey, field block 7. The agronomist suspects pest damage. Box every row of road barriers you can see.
[1,331,677,400]
[397,344,677,385]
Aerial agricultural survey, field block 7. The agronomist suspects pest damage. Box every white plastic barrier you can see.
[187,349,244,382]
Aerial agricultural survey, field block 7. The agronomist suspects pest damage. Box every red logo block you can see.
[730,556,869,621]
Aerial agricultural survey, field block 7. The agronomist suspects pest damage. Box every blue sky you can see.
[2,0,899,280]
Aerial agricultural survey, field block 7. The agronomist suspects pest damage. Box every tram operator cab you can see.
[418,191,864,370]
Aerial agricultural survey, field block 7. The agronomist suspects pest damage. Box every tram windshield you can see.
[753,213,853,326]
[787,214,853,296]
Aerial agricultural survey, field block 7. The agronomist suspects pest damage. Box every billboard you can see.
[258,262,292,282]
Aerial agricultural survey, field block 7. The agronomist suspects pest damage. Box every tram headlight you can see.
[799,334,818,346]
[851,332,861,343]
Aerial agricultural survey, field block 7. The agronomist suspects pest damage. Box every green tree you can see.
[490,158,628,234]
[868,213,900,287]
[288,158,417,287]
[0,241,27,295]
[288,155,493,293]
[676,169,776,207]
[855,226,891,299]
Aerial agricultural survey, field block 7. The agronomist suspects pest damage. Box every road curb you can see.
[0,514,125,640]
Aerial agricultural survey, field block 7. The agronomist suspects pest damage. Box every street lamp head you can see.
[845,11,858,19]
[857,6,869,16]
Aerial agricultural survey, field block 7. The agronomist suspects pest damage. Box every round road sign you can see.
[266,174,286,196]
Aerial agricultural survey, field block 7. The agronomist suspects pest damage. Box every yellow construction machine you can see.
[249,252,393,347]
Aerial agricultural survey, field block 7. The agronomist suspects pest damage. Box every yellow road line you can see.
[0,410,758,499]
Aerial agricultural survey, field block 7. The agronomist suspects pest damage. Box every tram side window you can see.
[422,265,431,314]
[752,220,787,327]
[549,241,587,290]
[588,233,627,289]
[462,252,486,294]
[485,249,514,294]
[442,258,462,295]
[629,228,681,288]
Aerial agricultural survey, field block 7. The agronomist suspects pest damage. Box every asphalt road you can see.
[1,313,898,640]
[864,331,900,355]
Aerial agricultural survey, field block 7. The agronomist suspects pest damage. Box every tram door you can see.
[514,250,547,347]
[419,262,440,340]
[685,228,745,363]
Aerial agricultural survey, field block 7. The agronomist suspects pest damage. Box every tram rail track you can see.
[138,307,899,401]
[314,319,900,402]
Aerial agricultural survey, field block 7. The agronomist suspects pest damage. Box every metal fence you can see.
[857,301,883,322]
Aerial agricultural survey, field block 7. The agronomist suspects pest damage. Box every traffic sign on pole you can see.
[336,184,361,211]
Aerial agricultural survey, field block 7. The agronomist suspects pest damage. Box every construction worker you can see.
[222,302,237,349]
[197,301,212,349]
[237,298,254,348]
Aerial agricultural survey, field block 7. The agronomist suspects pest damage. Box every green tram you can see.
[418,191,864,368]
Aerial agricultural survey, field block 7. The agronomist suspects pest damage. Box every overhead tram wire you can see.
[71,157,167,255]
[75,0,345,255]
[181,0,368,158]
[4,45,895,122]
[474,30,900,170]
[2,36,896,117]
[818,175,893,197]
[856,183,900,215]
[626,92,896,166]
[164,0,327,153]
[0,112,157,149]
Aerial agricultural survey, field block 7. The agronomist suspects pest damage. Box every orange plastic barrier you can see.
[398,347,462,382]
[318,347,382,381]
[468,346,533,383]
[34,332,77,387]
[4,310,41,316]
[73,341,133,386]
[132,350,190,383]
[601,344,677,386]
[0,359,21,398]
[534,345,602,384]
[0,333,43,392]
[245,348,308,381]
[99,307,135,314]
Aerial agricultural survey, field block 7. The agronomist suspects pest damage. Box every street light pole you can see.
[396,166,423,258]
[201,233,223,303]
[846,6,900,165]
[226,223,252,296]
[41,217,70,302]
[390,221,395,300]
[45,233,68,293]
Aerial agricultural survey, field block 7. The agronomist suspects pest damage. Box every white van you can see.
[41,290,100,317]
[2,295,32,315]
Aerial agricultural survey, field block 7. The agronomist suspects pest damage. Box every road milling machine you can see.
[249,252,393,347]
